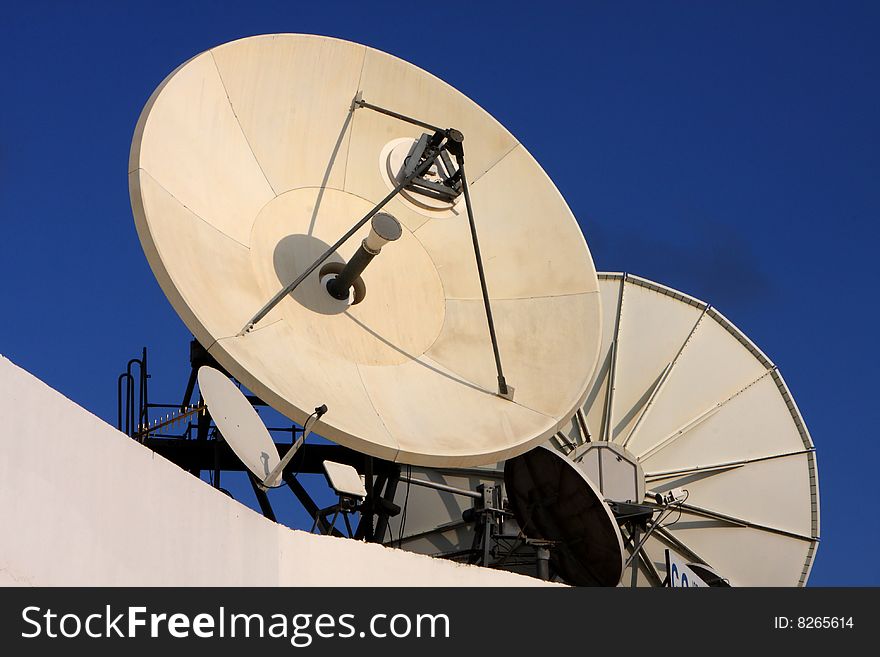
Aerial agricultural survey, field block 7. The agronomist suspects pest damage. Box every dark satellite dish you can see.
[504,445,625,586]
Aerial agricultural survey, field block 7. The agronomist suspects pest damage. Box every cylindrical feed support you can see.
[326,212,402,300]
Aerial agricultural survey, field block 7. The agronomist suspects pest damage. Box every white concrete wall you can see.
[0,356,553,587]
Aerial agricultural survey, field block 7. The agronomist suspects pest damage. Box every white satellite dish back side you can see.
[555,273,819,587]
[197,366,282,487]
[387,274,820,587]
[129,33,601,467]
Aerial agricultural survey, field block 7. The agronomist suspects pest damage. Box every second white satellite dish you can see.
[385,273,820,587]
[555,273,819,587]
[197,366,282,487]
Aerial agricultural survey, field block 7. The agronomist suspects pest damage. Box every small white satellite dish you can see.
[197,365,324,489]
[197,365,282,487]
[505,445,625,586]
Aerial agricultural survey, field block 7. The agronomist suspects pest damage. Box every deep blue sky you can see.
[1,1,877,585]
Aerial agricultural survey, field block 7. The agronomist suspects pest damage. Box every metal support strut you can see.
[459,156,511,399]
[352,94,444,133]
[325,213,402,302]
[352,98,512,398]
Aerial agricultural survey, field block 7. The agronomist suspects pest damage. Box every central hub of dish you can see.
[573,441,645,504]
[249,188,446,367]
[323,212,403,304]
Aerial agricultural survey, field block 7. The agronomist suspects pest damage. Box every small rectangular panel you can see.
[323,461,367,498]
[579,450,601,491]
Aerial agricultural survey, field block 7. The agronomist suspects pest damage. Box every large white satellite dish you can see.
[129,33,601,467]
[388,273,820,587]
